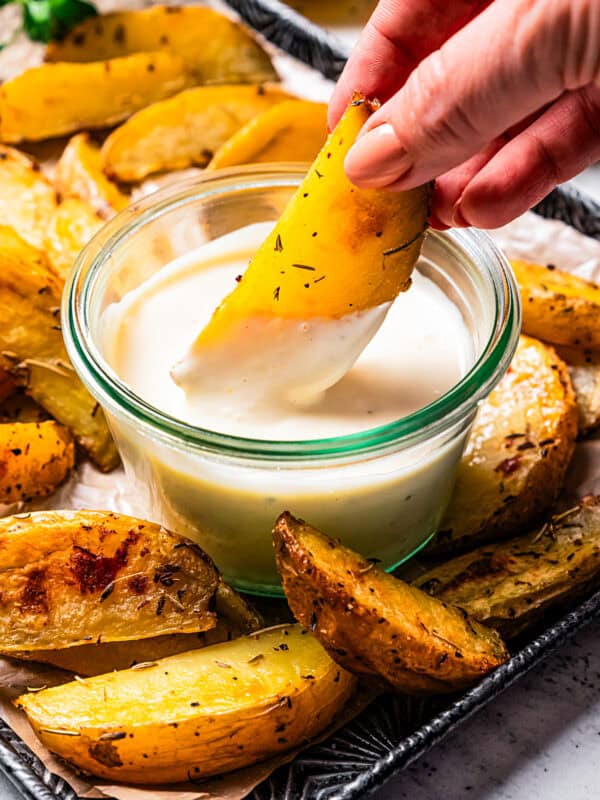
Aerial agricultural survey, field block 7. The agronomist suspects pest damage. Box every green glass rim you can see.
[63,165,521,462]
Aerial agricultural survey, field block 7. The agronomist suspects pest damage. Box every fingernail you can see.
[345,123,412,187]
[451,202,471,228]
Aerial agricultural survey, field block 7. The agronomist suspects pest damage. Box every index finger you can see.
[329,0,491,128]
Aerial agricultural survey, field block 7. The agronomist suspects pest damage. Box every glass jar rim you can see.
[63,165,521,461]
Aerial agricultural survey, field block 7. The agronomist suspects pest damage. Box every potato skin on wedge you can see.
[102,84,292,182]
[0,52,190,143]
[512,259,600,350]
[0,510,220,652]
[0,421,74,504]
[416,497,600,639]
[429,336,578,556]
[46,6,277,85]
[17,625,356,783]
[0,226,118,470]
[274,513,508,695]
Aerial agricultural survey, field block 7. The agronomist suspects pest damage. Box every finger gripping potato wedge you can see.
[17,625,356,783]
[0,52,190,143]
[429,336,578,556]
[415,497,600,639]
[0,226,118,470]
[512,259,600,350]
[55,135,129,219]
[102,84,292,182]
[274,513,508,695]
[0,510,220,652]
[0,145,57,249]
[0,422,74,504]
[45,6,277,86]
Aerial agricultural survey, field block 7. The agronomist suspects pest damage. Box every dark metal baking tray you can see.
[1,3,600,799]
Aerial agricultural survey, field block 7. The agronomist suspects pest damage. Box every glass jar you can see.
[63,166,520,596]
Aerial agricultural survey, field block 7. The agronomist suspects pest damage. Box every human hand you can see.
[330,0,600,228]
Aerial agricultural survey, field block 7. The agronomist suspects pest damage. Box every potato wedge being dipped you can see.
[55,135,129,219]
[0,510,220,653]
[209,100,328,169]
[0,52,190,143]
[0,226,118,470]
[0,422,74,504]
[416,497,600,639]
[16,625,356,783]
[102,84,292,182]
[428,336,578,557]
[274,513,508,695]
[512,259,600,351]
[46,6,277,86]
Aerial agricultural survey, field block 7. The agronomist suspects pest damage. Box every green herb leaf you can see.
[22,0,97,43]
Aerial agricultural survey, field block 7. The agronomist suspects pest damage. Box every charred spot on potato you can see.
[89,741,123,768]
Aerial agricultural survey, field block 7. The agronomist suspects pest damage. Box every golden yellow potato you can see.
[429,336,578,556]
[17,625,356,783]
[275,513,508,695]
[46,5,277,85]
[102,83,292,181]
[416,497,600,639]
[0,145,57,249]
[209,100,328,169]
[512,259,600,350]
[45,198,104,279]
[0,52,190,143]
[55,135,129,219]
[0,226,118,470]
[0,510,220,652]
[0,421,74,504]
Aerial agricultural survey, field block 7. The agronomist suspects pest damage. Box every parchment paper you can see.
[1,4,600,797]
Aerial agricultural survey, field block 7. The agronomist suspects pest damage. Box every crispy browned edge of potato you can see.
[274,512,508,695]
[415,496,600,639]
[428,337,578,557]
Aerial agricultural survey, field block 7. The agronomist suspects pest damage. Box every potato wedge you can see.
[0,510,220,653]
[512,259,600,350]
[13,581,262,675]
[209,100,328,169]
[0,145,57,249]
[0,52,190,143]
[0,422,74,504]
[102,84,292,182]
[55,135,129,219]
[46,6,277,85]
[0,226,118,470]
[555,346,600,434]
[17,624,356,783]
[275,513,508,695]
[0,391,49,424]
[416,497,600,639]
[428,336,578,557]
[45,198,104,279]
[0,370,16,404]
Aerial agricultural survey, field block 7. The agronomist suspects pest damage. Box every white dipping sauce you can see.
[104,222,473,441]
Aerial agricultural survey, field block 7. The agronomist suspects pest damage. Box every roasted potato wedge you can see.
[512,259,600,350]
[275,513,508,695]
[209,100,328,169]
[0,370,16,404]
[416,497,600,639]
[45,198,104,279]
[55,135,129,219]
[0,226,118,470]
[0,510,220,653]
[46,6,277,86]
[0,422,74,504]
[429,336,578,556]
[17,624,356,783]
[13,581,262,675]
[555,346,600,434]
[102,84,292,182]
[0,145,57,249]
[0,52,190,143]
[0,391,49,423]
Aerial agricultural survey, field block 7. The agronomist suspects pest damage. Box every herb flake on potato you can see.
[274,512,508,695]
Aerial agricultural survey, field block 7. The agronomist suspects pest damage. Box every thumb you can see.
[345,0,592,190]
